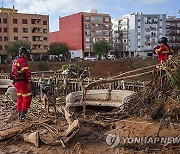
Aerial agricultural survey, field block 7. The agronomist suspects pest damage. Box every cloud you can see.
[9,0,106,31]
[137,0,171,5]
[115,6,125,12]
[113,0,172,5]
[13,0,104,15]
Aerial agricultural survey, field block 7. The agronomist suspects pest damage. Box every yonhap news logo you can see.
[106,134,180,148]
[106,134,120,148]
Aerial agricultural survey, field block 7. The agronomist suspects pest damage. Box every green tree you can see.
[6,40,31,57]
[48,42,70,61]
[93,39,111,59]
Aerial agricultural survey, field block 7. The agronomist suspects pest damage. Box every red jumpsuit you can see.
[12,57,32,113]
[153,44,172,63]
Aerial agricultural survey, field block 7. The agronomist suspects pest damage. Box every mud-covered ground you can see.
[0,100,179,154]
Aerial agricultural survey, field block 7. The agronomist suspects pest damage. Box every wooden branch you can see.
[111,65,156,79]
[84,70,153,92]
[0,119,52,141]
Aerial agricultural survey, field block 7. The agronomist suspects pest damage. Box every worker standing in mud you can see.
[10,47,32,122]
[153,37,173,63]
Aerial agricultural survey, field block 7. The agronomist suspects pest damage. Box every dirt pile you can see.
[124,55,180,121]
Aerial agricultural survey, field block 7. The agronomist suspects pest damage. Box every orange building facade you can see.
[0,7,49,61]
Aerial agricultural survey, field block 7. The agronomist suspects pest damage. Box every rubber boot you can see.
[18,112,22,120]
[20,110,27,122]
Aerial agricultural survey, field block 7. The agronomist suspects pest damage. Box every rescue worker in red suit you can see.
[153,37,173,63]
[11,47,32,121]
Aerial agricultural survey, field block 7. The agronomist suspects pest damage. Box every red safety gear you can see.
[11,56,32,112]
[14,82,32,112]
[153,44,173,63]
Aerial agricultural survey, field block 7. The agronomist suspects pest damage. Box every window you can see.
[85,17,90,21]
[85,24,90,28]
[105,25,110,29]
[32,36,41,41]
[4,37,8,42]
[43,20,47,25]
[105,31,109,36]
[23,28,28,33]
[22,19,28,24]
[44,37,48,41]
[0,37,2,41]
[104,17,110,22]
[23,37,28,41]
[96,30,102,35]
[3,18,7,24]
[0,45,2,50]
[91,17,103,22]
[31,19,41,24]
[4,28,7,32]
[0,18,1,23]
[44,45,48,49]
[85,37,90,42]
[0,28,1,32]
[105,38,109,42]
[13,19,18,24]
[85,31,90,35]
[43,29,48,33]
[14,36,18,41]
[85,45,90,49]
[13,28,18,33]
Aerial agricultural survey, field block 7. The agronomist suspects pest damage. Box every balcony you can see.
[84,19,90,22]
[32,27,41,33]
[145,28,150,31]
[145,21,158,24]
[104,26,110,30]
[167,33,180,36]
[169,40,180,43]
[150,27,157,31]
[166,26,180,30]
[91,26,104,30]
[32,36,42,42]
[31,19,42,24]
[84,26,91,29]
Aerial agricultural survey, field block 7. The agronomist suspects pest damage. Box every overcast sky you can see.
[2,0,180,32]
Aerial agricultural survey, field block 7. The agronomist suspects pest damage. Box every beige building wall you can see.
[0,8,49,60]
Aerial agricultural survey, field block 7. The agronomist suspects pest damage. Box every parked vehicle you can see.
[84,57,97,61]
[107,55,116,60]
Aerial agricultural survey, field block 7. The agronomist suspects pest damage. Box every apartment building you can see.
[50,10,112,57]
[166,16,180,53]
[0,7,49,61]
[112,12,166,58]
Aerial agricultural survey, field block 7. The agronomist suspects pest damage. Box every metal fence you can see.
[0,72,144,97]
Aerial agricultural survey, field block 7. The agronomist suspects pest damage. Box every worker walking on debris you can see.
[153,37,173,63]
[10,47,32,122]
